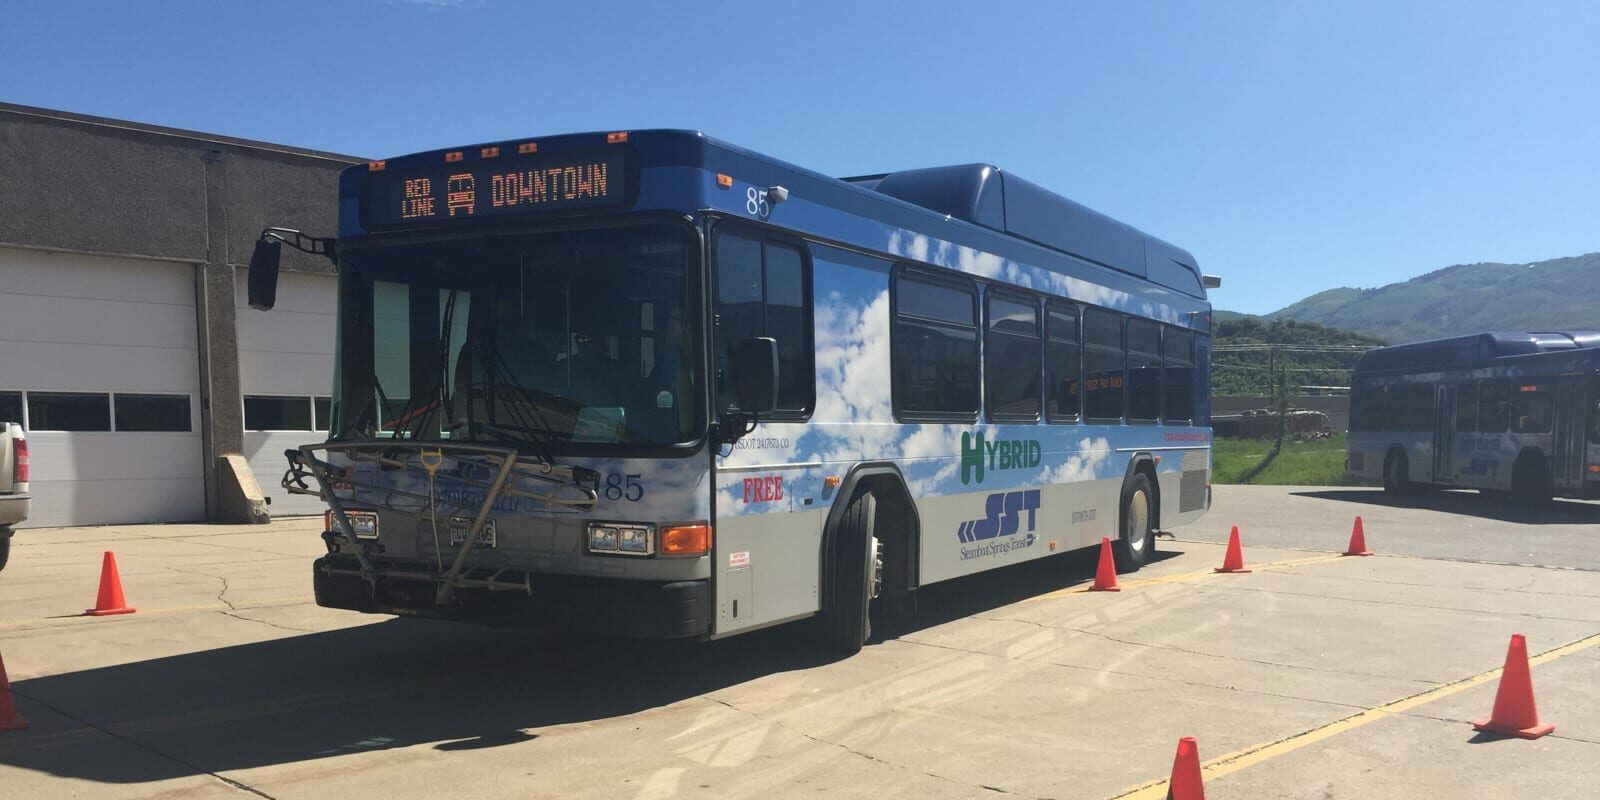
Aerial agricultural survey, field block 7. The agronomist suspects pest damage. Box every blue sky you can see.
[4,0,1596,314]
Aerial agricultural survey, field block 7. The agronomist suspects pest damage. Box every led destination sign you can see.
[363,149,629,227]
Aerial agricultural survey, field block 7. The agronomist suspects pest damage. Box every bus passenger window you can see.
[1163,328,1194,424]
[1126,319,1161,423]
[1045,303,1080,422]
[1478,379,1510,433]
[1511,381,1552,433]
[985,291,1041,421]
[892,271,980,419]
[1083,308,1124,422]
[715,232,813,414]
[1455,381,1478,432]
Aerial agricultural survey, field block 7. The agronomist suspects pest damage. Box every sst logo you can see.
[956,489,1041,543]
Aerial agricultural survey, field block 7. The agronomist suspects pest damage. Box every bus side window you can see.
[1045,302,1080,422]
[1455,381,1477,432]
[984,290,1041,422]
[714,231,814,415]
[1511,381,1552,433]
[1082,308,1124,422]
[891,269,980,420]
[1478,379,1510,433]
[1163,328,1194,424]
[1126,319,1161,423]
[1408,383,1435,432]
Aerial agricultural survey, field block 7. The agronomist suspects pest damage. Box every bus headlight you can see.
[587,523,654,556]
[588,525,618,553]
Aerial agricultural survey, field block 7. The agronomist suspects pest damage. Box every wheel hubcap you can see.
[1126,489,1149,553]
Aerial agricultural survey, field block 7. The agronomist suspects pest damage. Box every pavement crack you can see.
[165,565,238,611]
[701,695,1050,799]
[220,610,312,634]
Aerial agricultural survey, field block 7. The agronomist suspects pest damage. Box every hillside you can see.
[1211,318,1386,396]
[1255,252,1600,343]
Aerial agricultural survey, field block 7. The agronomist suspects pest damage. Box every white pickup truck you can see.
[0,421,28,571]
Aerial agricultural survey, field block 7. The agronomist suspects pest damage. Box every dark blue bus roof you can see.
[1354,331,1600,375]
[342,130,1207,299]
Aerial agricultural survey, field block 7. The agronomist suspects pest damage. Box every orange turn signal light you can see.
[1587,464,1600,474]
[716,173,734,188]
[607,131,629,144]
[367,160,386,172]
[660,524,711,556]
[445,151,463,163]
[823,476,842,489]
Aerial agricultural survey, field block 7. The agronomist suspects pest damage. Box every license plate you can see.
[449,517,496,548]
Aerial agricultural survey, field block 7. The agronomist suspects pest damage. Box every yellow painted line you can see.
[1026,553,1347,603]
[1109,631,1600,799]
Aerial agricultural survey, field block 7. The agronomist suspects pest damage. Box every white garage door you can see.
[235,269,337,516]
[0,247,205,527]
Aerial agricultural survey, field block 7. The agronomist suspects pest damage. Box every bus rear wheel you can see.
[820,490,877,655]
[1382,451,1412,495]
[1113,473,1153,573]
[1511,456,1552,506]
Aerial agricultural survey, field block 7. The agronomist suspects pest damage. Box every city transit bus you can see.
[247,130,1215,653]
[1347,331,1600,502]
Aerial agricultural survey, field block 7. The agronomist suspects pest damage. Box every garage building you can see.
[0,103,360,526]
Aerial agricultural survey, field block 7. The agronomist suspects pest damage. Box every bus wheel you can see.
[1382,451,1411,495]
[1511,456,1552,506]
[1113,473,1153,573]
[820,490,876,655]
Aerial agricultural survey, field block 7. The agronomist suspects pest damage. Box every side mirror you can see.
[247,238,282,311]
[733,337,778,414]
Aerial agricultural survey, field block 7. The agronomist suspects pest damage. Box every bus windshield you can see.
[329,223,701,449]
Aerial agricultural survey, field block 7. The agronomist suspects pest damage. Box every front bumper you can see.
[312,555,712,639]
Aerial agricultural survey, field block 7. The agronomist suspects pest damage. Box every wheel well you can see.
[820,465,921,609]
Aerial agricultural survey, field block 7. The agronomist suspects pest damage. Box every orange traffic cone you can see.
[85,551,136,616]
[1342,516,1373,556]
[1089,537,1121,592]
[0,651,30,732]
[1165,736,1206,800]
[1214,526,1251,573]
[1473,633,1554,738]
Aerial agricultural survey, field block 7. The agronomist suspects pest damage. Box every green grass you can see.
[1212,433,1357,486]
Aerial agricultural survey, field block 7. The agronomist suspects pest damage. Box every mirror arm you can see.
[260,227,338,264]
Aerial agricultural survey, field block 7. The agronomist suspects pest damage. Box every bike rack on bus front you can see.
[283,441,598,605]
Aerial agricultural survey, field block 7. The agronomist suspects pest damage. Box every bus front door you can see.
[1433,384,1456,482]
[1552,376,1586,493]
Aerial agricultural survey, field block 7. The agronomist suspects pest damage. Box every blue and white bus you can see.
[1347,331,1600,503]
[248,130,1215,653]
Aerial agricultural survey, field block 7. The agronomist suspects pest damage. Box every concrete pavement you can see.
[1,487,1597,798]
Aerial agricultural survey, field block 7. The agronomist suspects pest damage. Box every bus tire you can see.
[820,490,876,655]
[1113,473,1154,573]
[1511,455,1552,506]
[1382,450,1411,495]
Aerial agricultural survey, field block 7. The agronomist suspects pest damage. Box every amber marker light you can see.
[1588,464,1600,474]
[823,476,842,490]
[481,146,500,158]
[716,174,734,188]
[607,131,629,144]
[445,151,464,163]
[660,524,711,557]
[367,160,387,172]
[518,142,538,154]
